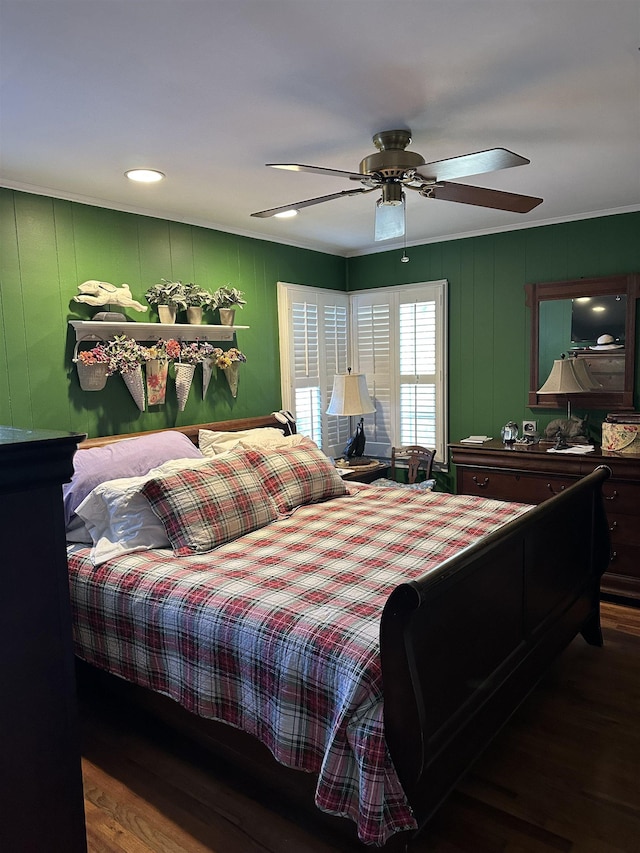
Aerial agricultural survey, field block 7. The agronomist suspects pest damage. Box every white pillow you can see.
[198,427,290,456]
[237,434,312,451]
[76,456,215,566]
[65,514,93,545]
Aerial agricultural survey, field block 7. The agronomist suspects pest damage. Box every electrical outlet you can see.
[522,420,538,435]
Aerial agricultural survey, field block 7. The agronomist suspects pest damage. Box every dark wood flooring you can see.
[79,602,640,852]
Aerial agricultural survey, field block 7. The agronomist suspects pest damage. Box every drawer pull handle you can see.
[604,490,619,502]
[546,483,566,495]
[610,550,617,562]
[472,476,489,489]
[609,521,618,532]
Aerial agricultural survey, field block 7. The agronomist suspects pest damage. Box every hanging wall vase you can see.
[146,359,168,406]
[73,338,108,391]
[76,361,108,391]
[224,362,240,398]
[174,362,196,411]
[202,358,213,399]
[122,366,146,411]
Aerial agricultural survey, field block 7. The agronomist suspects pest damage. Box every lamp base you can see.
[345,456,373,467]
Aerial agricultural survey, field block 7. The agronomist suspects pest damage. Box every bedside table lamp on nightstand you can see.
[326,369,376,466]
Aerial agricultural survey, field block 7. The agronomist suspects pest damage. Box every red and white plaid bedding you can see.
[68,486,530,845]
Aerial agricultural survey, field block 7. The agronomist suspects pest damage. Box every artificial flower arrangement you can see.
[210,347,247,397]
[211,346,247,368]
[73,336,247,407]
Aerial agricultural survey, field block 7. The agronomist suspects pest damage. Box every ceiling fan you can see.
[251,129,543,241]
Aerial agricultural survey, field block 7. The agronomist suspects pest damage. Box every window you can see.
[277,283,350,456]
[277,280,447,462]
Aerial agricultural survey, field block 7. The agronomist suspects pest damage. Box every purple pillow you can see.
[63,431,202,526]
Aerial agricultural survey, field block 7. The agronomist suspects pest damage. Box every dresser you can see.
[0,427,87,852]
[450,440,640,603]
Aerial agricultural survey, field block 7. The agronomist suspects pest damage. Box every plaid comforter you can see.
[68,486,530,845]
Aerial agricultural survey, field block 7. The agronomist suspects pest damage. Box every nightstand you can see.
[336,459,389,483]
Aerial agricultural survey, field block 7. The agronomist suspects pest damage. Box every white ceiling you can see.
[1,0,639,257]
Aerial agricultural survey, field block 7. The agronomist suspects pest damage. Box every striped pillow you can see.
[243,443,348,513]
[141,452,278,556]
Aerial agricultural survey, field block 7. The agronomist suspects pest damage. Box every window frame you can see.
[277,279,448,462]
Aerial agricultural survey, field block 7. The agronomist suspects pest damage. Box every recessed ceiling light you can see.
[274,209,298,219]
[125,168,165,183]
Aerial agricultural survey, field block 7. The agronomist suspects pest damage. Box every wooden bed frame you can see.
[74,418,612,848]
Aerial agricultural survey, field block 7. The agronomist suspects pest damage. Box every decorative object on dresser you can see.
[602,412,640,454]
[326,368,376,464]
[450,438,640,603]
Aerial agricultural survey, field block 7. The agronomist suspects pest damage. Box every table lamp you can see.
[326,369,375,465]
[537,354,590,448]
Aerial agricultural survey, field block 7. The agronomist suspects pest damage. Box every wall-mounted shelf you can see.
[69,320,249,343]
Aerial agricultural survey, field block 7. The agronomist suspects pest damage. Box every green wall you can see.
[347,213,640,462]
[0,188,345,437]
[1,186,638,452]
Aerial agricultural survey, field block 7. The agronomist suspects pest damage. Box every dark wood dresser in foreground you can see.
[450,439,640,604]
[0,427,87,852]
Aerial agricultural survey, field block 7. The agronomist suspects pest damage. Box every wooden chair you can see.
[390,445,435,484]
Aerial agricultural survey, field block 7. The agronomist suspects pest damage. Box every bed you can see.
[66,415,611,849]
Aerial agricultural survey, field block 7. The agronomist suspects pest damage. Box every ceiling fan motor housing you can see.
[359,129,426,183]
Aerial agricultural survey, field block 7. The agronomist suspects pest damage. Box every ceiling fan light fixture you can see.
[375,192,405,241]
[125,168,165,183]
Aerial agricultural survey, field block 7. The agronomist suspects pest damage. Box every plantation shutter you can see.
[277,283,349,454]
[278,280,447,461]
[351,281,447,462]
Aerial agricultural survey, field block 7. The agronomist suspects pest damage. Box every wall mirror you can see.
[525,273,640,411]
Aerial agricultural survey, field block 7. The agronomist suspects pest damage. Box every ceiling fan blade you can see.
[416,148,530,182]
[418,181,543,213]
[251,187,374,218]
[266,163,365,181]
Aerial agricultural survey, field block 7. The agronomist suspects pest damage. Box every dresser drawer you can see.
[606,543,640,581]
[607,513,640,547]
[457,467,578,504]
[601,481,638,516]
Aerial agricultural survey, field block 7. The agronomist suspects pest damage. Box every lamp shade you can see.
[537,358,588,394]
[326,372,375,416]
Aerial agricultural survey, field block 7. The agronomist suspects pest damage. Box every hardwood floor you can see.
[79,603,640,852]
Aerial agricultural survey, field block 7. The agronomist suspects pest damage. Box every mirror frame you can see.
[525,273,640,411]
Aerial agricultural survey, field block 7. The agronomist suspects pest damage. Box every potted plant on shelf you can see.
[213,285,246,326]
[145,279,188,324]
[183,283,214,325]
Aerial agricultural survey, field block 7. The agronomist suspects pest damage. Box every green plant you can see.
[144,279,188,310]
[213,285,246,309]
[183,283,214,308]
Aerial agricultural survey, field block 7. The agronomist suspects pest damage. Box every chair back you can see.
[390,445,435,483]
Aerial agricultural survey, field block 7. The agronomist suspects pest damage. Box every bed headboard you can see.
[78,414,284,450]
